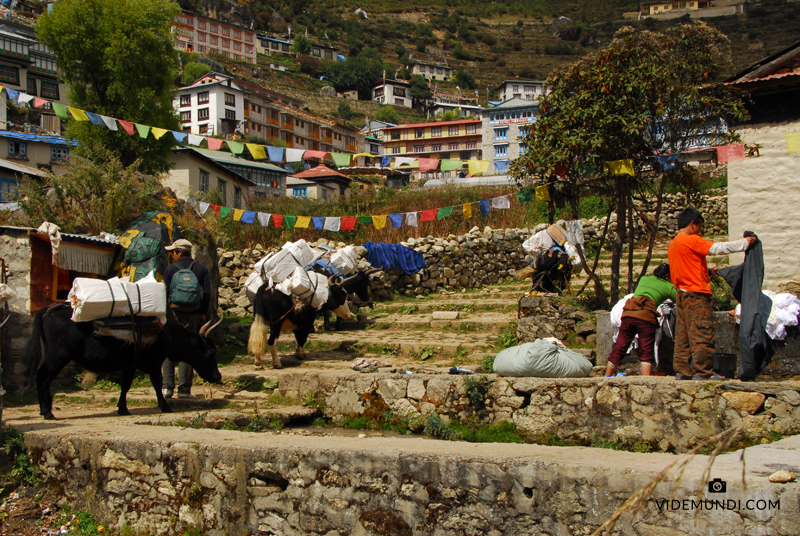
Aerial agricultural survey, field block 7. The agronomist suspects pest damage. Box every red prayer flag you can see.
[33,97,48,108]
[420,209,437,221]
[210,204,220,217]
[418,158,440,172]
[117,120,135,135]
[272,214,284,228]
[716,143,746,163]
[206,137,224,150]
[341,216,356,230]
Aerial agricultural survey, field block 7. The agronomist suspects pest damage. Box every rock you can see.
[722,392,765,415]
[431,311,460,320]
[320,86,336,96]
[768,470,796,483]
[576,321,596,336]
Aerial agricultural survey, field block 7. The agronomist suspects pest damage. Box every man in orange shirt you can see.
[668,208,756,380]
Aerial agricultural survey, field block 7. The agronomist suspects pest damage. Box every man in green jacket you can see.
[605,264,677,376]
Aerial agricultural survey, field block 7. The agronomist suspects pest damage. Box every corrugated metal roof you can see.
[0,158,48,178]
[726,71,800,86]
[194,148,288,173]
[0,226,120,248]
[0,131,78,146]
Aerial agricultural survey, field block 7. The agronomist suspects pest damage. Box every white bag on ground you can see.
[278,267,329,309]
[331,245,358,276]
[68,272,167,323]
[493,339,593,378]
[254,239,315,282]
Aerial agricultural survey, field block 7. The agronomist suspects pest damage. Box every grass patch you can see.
[416,345,437,361]
[452,345,468,365]
[265,394,295,406]
[302,391,327,409]
[339,410,422,435]
[1,427,42,486]
[245,414,284,432]
[448,419,525,444]
[399,304,419,314]
[480,354,495,374]
[441,322,481,333]
[494,322,517,349]
[463,376,488,408]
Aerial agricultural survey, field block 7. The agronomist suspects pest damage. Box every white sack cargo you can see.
[277,267,329,309]
[244,271,267,302]
[254,239,315,282]
[493,339,592,378]
[331,245,358,276]
[68,272,167,323]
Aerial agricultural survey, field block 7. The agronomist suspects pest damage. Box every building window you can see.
[466,141,477,149]
[321,188,327,200]
[198,108,209,120]
[460,151,471,160]
[26,75,36,95]
[394,98,404,106]
[197,45,206,53]
[293,187,307,198]
[40,79,59,99]
[221,26,230,36]
[437,68,443,74]
[180,94,191,107]
[225,93,236,106]
[431,127,442,137]
[431,144,442,152]
[466,124,477,134]
[415,128,424,138]
[198,32,206,42]
[312,47,321,57]
[225,109,236,120]
[198,20,206,29]
[495,145,508,157]
[180,111,191,122]
[494,161,509,173]
[324,50,333,59]
[198,169,209,192]
[245,44,253,54]
[393,87,406,97]
[234,30,241,39]
[392,147,401,154]
[51,146,70,163]
[8,141,26,160]
[234,186,242,209]
[414,145,425,153]
[0,65,19,84]
[448,142,459,150]
[222,39,230,49]
[495,128,508,140]
[0,177,19,202]
[448,125,459,136]
[198,91,209,104]
[218,178,227,205]
[210,36,218,45]
[513,85,519,92]
[390,131,400,140]
[245,33,253,42]
[519,143,528,156]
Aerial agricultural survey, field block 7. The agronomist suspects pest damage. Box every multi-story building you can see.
[361,120,395,141]
[647,1,710,15]
[498,80,548,102]
[174,73,364,157]
[174,11,256,64]
[372,78,411,108]
[480,97,538,175]
[382,119,482,179]
[0,20,70,132]
[0,130,76,175]
[256,35,293,57]
[410,62,452,81]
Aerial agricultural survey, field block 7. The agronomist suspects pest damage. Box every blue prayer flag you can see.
[479,199,491,217]
[312,216,324,230]
[388,213,403,228]
[241,210,256,224]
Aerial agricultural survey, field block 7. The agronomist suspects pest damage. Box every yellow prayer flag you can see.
[462,203,472,219]
[233,209,245,221]
[535,185,551,202]
[606,159,635,176]
[247,143,267,160]
[151,127,169,139]
[468,160,491,176]
[372,215,387,229]
[68,107,90,121]
[295,216,311,228]
[786,133,800,154]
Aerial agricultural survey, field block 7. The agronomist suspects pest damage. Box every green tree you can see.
[327,54,383,100]
[415,39,426,53]
[182,61,211,85]
[375,105,399,124]
[37,0,180,175]
[394,42,406,59]
[337,100,354,120]
[408,75,433,113]
[511,24,747,305]
[453,70,476,90]
[291,33,313,55]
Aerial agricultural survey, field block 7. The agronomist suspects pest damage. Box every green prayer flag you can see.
[436,206,454,220]
[441,159,464,172]
[356,215,373,226]
[227,141,245,154]
[331,152,351,167]
[219,207,232,219]
[51,103,69,120]
[134,123,151,139]
[284,215,297,229]
[517,188,536,203]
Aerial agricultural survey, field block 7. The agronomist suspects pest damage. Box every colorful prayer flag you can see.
[436,206,453,220]
[786,133,800,154]
[206,138,224,150]
[324,217,341,232]
[272,214,285,228]
[356,215,373,226]
[284,215,297,229]
[219,207,232,219]
[479,199,490,217]
[341,216,356,231]
[388,214,403,228]
[227,141,245,154]
[535,185,551,202]
[117,120,135,135]
[605,159,635,176]
[312,216,324,230]
[151,127,169,140]
[331,153,351,167]
[257,213,271,227]
[233,209,245,222]
[468,160,490,176]
[247,144,267,160]
[372,215,387,229]
[405,212,418,227]
[68,107,90,121]
[241,211,256,224]
[420,209,437,221]
[295,216,311,229]
[51,102,69,119]
[491,196,510,209]
[210,204,221,217]
[716,143,746,163]
[134,123,151,139]
[463,203,472,218]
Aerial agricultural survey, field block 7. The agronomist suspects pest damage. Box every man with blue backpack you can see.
[162,239,211,399]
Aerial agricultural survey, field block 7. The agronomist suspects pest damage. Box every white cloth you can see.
[17,93,34,105]
[198,201,210,215]
[37,221,62,266]
[491,195,510,209]
[394,157,416,167]
[323,217,341,232]
[709,238,748,255]
[735,291,800,341]
[522,229,554,254]
[285,148,305,162]
[565,242,583,266]
[188,134,204,146]
[565,220,585,245]
[610,294,636,352]
[257,212,271,227]
[100,115,118,131]
[405,212,418,227]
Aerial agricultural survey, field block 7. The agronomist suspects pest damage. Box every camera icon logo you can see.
[708,478,727,493]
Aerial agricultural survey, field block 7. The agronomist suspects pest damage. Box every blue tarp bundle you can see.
[364,242,426,275]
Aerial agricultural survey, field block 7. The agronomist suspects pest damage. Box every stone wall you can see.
[277,371,800,454]
[0,229,35,393]
[24,425,800,536]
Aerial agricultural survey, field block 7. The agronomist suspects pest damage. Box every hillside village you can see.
[0,0,800,535]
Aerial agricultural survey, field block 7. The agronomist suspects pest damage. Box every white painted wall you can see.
[727,120,800,288]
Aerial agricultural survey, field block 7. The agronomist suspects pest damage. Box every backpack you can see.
[169,261,202,310]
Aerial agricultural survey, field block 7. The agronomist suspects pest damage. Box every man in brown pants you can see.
[668,208,755,380]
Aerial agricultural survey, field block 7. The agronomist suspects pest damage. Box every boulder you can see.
[722,391,766,415]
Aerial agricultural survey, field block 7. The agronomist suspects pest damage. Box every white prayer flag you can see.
[188,134,204,146]
[257,212,271,227]
[100,115,118,131]
[491,195,511,209]
[405,212,418,227]
[285,148,305,162]
[198,201,210,215]
[17,93,34,105]
[323,217,341,232]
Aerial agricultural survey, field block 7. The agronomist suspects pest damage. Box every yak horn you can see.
[337,273,359,287]
[364,268,381,275]
[203,318,224,338]
[328,274,338,287]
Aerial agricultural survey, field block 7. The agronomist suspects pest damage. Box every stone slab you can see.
[431,311,460,320]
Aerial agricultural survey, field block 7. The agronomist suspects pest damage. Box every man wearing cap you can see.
[162,239,212,399]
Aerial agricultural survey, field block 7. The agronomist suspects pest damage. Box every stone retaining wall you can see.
[277,372,800,454]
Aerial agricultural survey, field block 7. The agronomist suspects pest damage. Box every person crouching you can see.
[605,264,676,377]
